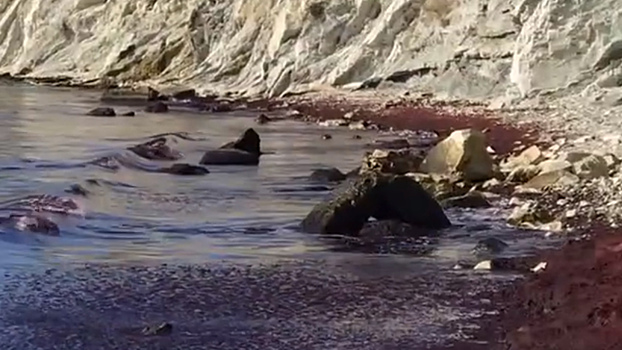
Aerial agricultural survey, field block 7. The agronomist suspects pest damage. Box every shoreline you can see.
[3,79,619,348]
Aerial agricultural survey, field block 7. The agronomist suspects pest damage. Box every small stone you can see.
[531,262,547,273]
[120,111,135,117]
[319,119,349,127]
[352,135,362,140]
[565,209,577,218]
[441,191,491,208]
[473,237,509,255]
[349,120,369,130]
[343,112,355,120]
[322,134,332,140]
[474,260,492,270]
[142,322,173,336]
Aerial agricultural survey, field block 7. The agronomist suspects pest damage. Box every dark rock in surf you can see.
[208,102,232,113]
[147,87,168,101]
[65,184,90,197]
[87,107,116,117]
[128,137,183,161]
[160,163,209,175]
[301,172,451,235]
[322,134,332,140]
[145,102,169,113]
[120,111,135,117]
[310,168,347,183]
[199,149,259,166]
[220,128,261,155]
[255,114,272,125]
[1,214,60,235]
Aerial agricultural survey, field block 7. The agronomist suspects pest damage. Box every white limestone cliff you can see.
[0,0,621,103]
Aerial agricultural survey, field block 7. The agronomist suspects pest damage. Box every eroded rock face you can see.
[420,129,494,182]
[301,171,451,235]
[128,137,183,161]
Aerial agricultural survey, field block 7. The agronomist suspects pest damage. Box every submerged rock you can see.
[65,184,90,197]
[145,102,169,113]
[86,107,116,117]
[2,214,60,235]
[199,149,259,165]
[420,129,494,182]
[128,137,183,161]
[473,237,509,255]
[160,163,209,175]
[255,113,272,124]
[300,172,451,235]
[120,111,135,117]
[309,168,347,183]
[358,220,432,239]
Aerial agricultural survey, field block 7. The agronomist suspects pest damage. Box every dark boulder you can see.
[309,168,347,183]
[87,107,116,117]
[220,128,261,155]
[199,149,259,166]
[145,102,169,113]
[128,137,183,161]
[120,111,135,117]
[301,172,451,235]
[171,89,196,100]
[160,163,209,175]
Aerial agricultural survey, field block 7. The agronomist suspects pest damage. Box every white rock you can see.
[531,262,547,273]
[473,260,492,271]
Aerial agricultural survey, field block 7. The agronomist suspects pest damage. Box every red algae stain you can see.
[287,98,545,156]
[502,224,622,350]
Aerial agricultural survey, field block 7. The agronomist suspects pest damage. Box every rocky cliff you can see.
[0,0,620,103]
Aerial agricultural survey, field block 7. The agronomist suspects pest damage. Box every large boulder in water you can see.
[301,171,451,235]
[128,137,183,161]
[200,128,262,165]
[199,149,259,165]
[220,128,261,155]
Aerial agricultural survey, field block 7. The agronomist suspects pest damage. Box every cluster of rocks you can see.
[86,87,240,117]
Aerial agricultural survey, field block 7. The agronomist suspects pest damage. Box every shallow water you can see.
[0,83,561,349]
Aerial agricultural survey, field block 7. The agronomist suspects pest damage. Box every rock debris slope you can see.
[0,0,621,103]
